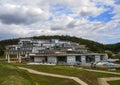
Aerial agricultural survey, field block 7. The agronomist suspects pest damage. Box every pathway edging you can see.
[98,77,120,85]
[84,69,120,75]
[18,67,88,85]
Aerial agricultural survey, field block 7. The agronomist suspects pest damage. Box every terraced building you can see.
[6,39,108,65]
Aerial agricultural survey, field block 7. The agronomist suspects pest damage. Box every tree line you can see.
[0,35,120,57]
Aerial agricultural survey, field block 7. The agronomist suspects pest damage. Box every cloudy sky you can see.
[0,0,120,44]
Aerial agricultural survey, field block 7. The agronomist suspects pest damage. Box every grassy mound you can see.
[17,64,120,85]
[0,61,34,85]
[108,80,120,85]
[0,61,78,85]
[1,75,31,85]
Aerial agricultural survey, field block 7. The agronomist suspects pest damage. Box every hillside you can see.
[0,35,120,54]
[0,61,78,85]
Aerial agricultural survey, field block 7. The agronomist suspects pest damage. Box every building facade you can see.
[6,39,108,65]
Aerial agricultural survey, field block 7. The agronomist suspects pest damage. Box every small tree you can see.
[107,52,113,58]
[0,49,4,57]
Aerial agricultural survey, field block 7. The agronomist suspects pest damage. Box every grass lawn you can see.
[108,80,120,85]
[16,64,120,85]
[109,70,120,73]
[0,61,79,85]
[94,67,120,73]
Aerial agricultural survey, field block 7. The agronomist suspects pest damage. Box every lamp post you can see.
[17,48,21,63]
[6,48,8,59]
[7,49,10,63]
[8,53,10,63]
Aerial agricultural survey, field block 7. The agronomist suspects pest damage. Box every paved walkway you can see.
[84,69,120,75]
[98,77,120,85]
[83,68,120,85]
[18,67,88,85]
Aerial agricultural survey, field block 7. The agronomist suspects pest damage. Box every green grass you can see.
[108,80,120,85]
[109,69,120,73]
[28,74,79,85]
[16,64,120,85]
[1,61,120,85]
[0,53,6,58]
[108,70,120,73]
[0,61,34,85]
[83,66,120,74]
[0,61,79,85]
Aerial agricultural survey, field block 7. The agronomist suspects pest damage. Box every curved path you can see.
[98,77,120,85]
[84,69,120,75]
[18,67,88,85]
[83,69,120,85]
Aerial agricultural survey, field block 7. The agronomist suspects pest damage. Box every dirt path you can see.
[18,67,88,85]
[98,77,120,85]
[84,69,120,75]
[83,69,120,85]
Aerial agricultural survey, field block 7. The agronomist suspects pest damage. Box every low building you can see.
[6,39,108,65]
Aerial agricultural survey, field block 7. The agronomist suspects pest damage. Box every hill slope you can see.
[0,35,120,53]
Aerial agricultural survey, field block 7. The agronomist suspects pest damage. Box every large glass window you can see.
[86,55,95,63]
[100,55,104,61]
[76,56,81,62]
[57,56,67,63]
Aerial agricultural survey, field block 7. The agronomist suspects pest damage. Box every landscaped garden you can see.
[0,60,120,85]
[16,64,120,85]
[0,61,79,85]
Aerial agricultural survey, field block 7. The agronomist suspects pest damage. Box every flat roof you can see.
[29,53,107,57]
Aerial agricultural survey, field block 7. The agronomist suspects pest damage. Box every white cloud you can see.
[0,3,50,25]
[0,0,119,44]
[112,5,120,19]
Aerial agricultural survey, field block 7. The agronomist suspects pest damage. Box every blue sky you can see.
[51,4,73,16]
[115,0,120,5]
[88,6,114,23]
[0,0,120,44]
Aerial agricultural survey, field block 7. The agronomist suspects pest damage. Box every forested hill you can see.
[0,35,120,53]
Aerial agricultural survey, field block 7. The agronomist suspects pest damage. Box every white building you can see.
[6,39,108,65]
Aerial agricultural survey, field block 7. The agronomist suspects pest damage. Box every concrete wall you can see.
[67,56,75,65]
[95,55,100,62]
[103,54,108,61]
[81,56,86,64]
[34,57,45,63]
[48,56,57,63]
[31,54,108,65]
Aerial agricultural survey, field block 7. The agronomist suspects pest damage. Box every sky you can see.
[0,0,120,44]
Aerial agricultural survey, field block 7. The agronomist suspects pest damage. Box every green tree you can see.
[107,52,113,58]
[0,49,4,57]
